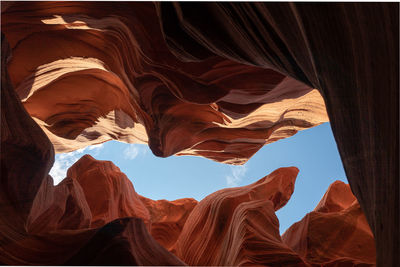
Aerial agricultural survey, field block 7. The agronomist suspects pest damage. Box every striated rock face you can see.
[1,2,328,165]
[67,155,150,228]
[0,41,378,265]
[314,180,357,213]
[155,3,399,266]
[0,36,184,265]
[27,155,151,232]
[139,196,198,251]
[27,175,92,233]
[2,1,396,266]
[174,167,306,266]
[64,217,185,266]
[282,181,376,266]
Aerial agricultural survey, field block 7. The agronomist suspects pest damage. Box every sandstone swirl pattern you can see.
[0,45,377,264]
[173,167,306,266]
[1,2,395,266]
[139,196,198,252]
[155,3,398,266]
[1,38,183,265]
[282,181,376,266]
[2,2,328,164]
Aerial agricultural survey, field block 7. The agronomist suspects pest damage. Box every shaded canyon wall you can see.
[1,1,397,266]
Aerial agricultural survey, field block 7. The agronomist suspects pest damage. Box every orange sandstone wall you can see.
[1,2,394,266]
[2,2,328,165]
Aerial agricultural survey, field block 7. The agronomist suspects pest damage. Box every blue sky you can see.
[50,122,347,234]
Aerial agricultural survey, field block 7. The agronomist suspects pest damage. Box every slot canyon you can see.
[1,2,398,266]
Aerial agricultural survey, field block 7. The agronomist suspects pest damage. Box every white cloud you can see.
[88,143,104,150]
[225,165,248,187]
[50,152,81,185]
[49,143,104,185]
[123,144,140,159]
[87,143,104,156]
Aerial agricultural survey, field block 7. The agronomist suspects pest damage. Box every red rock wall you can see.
[67,155,151,228]
[173,167,306,266]
[1,2,396,266]
[0,34,184,266]
[0,51,378,265]
[282,181,376,266]
[139,196,198,251]
[1,2,328,165]
[155,3,399,266]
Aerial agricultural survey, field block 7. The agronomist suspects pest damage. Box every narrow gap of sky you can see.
[50,122,347,234]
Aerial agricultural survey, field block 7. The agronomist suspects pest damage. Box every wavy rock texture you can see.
[27,155,151,232]
[64,217,185,266]
[26,175,92,233]
[67,155,151,228]
[174,167,306,266]
[0,39,378,265]
[139,196,198,251]
[282,181,376,266]
[155,3,399,266]
[0,38,184,265]
[314,180,357,213]
[1,2,397,266]
[1,2,328,165]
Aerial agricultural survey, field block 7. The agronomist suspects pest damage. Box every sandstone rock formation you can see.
[0,39,379,265]
[26,175,92,233]
[67,155,151,228]
[282,181,376,266]
[139,196,198,251]
[1,2,328,165]
[155,3,399,266]
[174,167,306,266]
[313,180,357,213]
[0,36,184,265]
[64,217,185,266]
[2,2,398,266]
[27,154,151,233]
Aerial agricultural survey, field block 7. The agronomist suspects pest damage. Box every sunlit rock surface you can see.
[139,196,198,252]
[1,2,328,165]
[2,1,397,266]
[154,3,398,266]
[0,35,184,265]
[314,180,357,213]
[282,181,376,266]
[174,167,306,266]
[67,154,151,228]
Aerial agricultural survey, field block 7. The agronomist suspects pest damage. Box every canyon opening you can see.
[1,2,398,267]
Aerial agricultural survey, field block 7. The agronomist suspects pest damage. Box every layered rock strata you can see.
[0,47,378,265]
[67,155,151,228]
[1,2,328,165]
[139,196,198,251]
[155,3,399,266]
[174,167,306,266]
[2,2,398,266]
[283,181,376,266]
[0,36,184,265]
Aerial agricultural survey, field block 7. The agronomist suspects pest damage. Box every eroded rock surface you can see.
[282,181,376,266]
[64,217,185,266]
[174,167,306,266]
[1,1,395,266]
[67,155,151,228]
[2,2,328,165]
[139,196,198,251]
[0,35,184,266]
[155,3,399,266]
